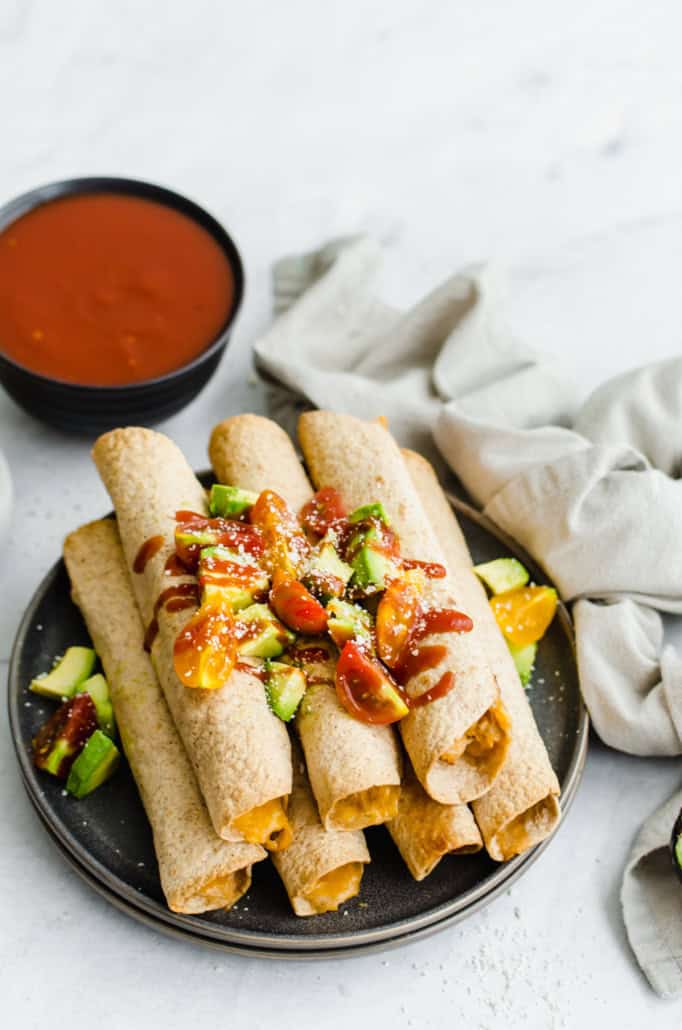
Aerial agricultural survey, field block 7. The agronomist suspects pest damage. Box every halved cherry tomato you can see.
[250,490,310,575]
[269,571,328,634]
[376,577,423,668]
[490,585,557,647]
[173,604,236,689]
[335,641,409,725]
[299,487,347,537]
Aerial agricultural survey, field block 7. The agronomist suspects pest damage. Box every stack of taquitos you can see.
[298,411,511,806]
[64,519,265,912]
[210,414,488,886]
[92,428,292,849]
[209,414,402,832]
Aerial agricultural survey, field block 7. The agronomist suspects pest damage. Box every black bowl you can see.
[671,808,682,883]
[0,177,244,434]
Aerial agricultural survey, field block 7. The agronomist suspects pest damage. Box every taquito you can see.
[272,745,370,916]
[402,449,561,861]
[298,411,510,806]
[387,763,482,880]
[209,414,402,830]
[63,519,265,912]
[92,428,292,848]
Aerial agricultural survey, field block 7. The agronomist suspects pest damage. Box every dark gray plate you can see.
[8,492,588,956]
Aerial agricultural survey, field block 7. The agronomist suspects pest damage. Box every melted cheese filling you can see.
[233,797,292,851]
[442,699,511,769]
[494,799,556,860]
[330,785,401,830]
[197,868,249,909]
[303,862,364,913]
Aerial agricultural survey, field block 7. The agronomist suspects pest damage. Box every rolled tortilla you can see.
[92,427,292,848]
[387,763,482,881]
[298,411,510,805]
[209,414,402,830]
[402,449,561,861]
[63,519,265,913]
[272,745,370,916]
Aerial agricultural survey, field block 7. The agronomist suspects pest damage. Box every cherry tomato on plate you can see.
[335,641,409,725]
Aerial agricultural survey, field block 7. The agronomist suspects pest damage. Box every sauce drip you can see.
[133,534,165,574]
[0,192,235,386]
[408,671,456,708]
[144,582,200,651]
[164,553,191,577]
[402,558,447,579]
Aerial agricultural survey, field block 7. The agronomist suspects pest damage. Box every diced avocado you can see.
[304,541,353,599]
[351,543,392,592]
[199,545,270,612]
[326,598,374,650]
[474,558,529,595]
[236,603,295,659]
[508,641,537,687]
[66,730,120,798]
[348,502,390,525]
[32,694,98,778]
[30,646,97,700]
[675,833,682,872]
[79,674,116,738]
[209,484,258,518]
[265,661,306,722]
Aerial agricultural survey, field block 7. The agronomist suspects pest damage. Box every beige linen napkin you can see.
[621,790,682,997]
[254,236,682,995]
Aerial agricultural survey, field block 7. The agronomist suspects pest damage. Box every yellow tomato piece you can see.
[490,585,558,647]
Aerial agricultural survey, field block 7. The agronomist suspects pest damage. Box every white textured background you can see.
[2,2,682,1027]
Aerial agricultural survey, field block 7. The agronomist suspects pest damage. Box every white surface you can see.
[1,1,681,1026]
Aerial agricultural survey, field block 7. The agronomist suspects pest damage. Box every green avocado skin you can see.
[66,730,120,798]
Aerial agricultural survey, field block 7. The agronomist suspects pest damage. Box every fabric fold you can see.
[254,234,682,761]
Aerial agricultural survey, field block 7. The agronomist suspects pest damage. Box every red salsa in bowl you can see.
[0,177,244,432]
[0,192,235,386]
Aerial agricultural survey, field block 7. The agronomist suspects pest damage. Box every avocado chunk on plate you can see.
[473,557,529,595]
[265,662,307,722]
[30,646,97,700]
[32,694,98,778]
[209,484,258,518]
[508,641,537,687]
[79,673,116,737]
[66,729,120,798]
[236,603,295,659]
